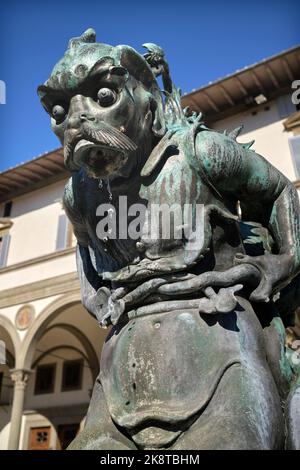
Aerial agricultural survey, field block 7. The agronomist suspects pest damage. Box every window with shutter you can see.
[0,234,11,268]
[289,135,300,179]
[3,201,12,218]
[277,95,296,119]
[56,213,68,251]
[61,359,83,391]
[34,363,56,394]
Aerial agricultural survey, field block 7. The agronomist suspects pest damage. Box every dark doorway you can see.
[57,423,80,450]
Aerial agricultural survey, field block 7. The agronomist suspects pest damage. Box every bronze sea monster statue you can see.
[38,29,300,450]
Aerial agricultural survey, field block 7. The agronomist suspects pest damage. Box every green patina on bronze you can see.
[38,29,300,450]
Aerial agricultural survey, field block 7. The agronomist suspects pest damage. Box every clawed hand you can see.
[95,263,261,327]
[94,286,125,328]
[157,263,260,296]
[197,285,243,314]
[233,252,293,302]
[97,282,244,327]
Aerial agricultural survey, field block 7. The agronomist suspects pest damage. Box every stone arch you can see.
[32,345,90,369]
[0,314,21,365]
[18,292,82,370]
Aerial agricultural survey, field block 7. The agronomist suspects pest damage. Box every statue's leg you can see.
[172,362,284,450]
[68,376,137,450]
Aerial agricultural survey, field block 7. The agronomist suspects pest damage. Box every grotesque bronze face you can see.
[38,29,165,179]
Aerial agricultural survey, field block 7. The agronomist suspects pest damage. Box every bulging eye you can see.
[52,104,66,123]
[97,88,117,107]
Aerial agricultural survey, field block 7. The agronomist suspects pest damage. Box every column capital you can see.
[10,369,32,390]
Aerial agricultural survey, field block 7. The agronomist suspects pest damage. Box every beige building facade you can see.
[0,46,300,450]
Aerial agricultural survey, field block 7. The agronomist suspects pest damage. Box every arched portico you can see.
[18,292,82,370]
[7,292,104,450]
[43,323,99,381]
[0,315,21,450]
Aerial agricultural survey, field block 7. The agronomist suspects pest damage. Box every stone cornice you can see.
[0,271,80,308]
[0,246,76,274]
[0,218,13,232]
[284,110,300,132]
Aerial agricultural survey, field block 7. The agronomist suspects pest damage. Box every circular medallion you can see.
[15,304,35,330]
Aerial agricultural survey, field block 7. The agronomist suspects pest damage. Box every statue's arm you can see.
[76,244,107,318]
[63,178,108,320]
[196,130,300,302]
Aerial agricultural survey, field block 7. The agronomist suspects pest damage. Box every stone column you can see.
[7,369,32,450]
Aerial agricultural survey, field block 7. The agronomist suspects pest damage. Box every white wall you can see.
[213,97,296,181]
[0,416,12,450]
[7,180,68,265]
[0,252,76,291]
[0,177,77,292]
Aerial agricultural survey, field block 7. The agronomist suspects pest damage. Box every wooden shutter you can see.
[277,95,296,119]
[289,136,300,178]
[0,233,10,268]
[56,214,68,251]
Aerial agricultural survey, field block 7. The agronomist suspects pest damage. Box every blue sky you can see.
[0,0,299,172]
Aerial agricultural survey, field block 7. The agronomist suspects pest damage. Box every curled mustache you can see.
[64,121,138,170]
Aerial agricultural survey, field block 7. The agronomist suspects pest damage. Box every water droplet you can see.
[106,178,112,200]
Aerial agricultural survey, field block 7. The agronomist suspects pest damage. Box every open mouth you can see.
[73,139,128,178]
